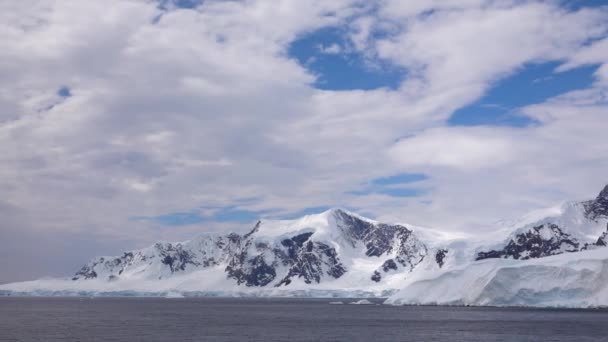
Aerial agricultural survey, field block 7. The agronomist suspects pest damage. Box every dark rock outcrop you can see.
[581,228,608,251]
[334,210,418,257]
[333,209,427,281]
[276,240,346,286]
[157,243,200,273]
[435,249,448,268]
[584,185,608,221]
[476,223,580,261]
[73,252,137,280]
[596,230,608,247]
[381,259,398,272]
[73,265,98,280]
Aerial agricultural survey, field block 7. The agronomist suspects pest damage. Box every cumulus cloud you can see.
[1,0,607,282]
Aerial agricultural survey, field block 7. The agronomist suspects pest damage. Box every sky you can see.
[1,0,608,283]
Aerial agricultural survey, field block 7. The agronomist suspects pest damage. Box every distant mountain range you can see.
[3,185,608,308]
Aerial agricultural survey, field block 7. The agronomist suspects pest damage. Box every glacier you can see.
[2,185,608,308]
[385,248,608,307]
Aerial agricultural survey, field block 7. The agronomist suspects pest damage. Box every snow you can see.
[3,188,608,308]
[509,202,606,242]
[349,299,374,305]
[538,225,555,241]
[164,291,185,299]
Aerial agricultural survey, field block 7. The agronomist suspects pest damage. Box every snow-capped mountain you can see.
[71,209,427,288]
[387,184,608,307]
[3,185,608,308]
[474,185,608,261]
[0,209,430,297]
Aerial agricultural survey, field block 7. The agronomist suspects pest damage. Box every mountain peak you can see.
[68,207,428,288]
[597,184,608,200]
[318,207,360,219]
[584,184,608,221]
[329,207,373,221]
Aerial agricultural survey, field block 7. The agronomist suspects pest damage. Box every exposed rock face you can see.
[157,243,200,273]
[224,224,280,287]
[435,249,448,268]
[72,210,427,287]
[334,210,424,261]
[476,223,580,261]
[227,253,277,287]
[381,259,398,272]
[73,252,136,280]
[580,228,608,251]
[276,239,346,286]
[73,265,97,280]
[596,230,608,247]
[224,229,347,287]
[332,211,430,282]
[584,185,608,221]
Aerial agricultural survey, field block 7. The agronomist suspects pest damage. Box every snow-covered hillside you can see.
[387,184,608,307]
[3,185,608,308]
[385,247,608,307]
[0,209,429,297]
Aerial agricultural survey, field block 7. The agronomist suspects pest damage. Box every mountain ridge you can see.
[3,186,608,308]
[70,208,429,289]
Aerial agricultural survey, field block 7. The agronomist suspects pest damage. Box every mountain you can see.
[74,209,429,288]
[0,209,430,297]
[3,185,608,308]
[70,208,427,290]
[386,184,608,307]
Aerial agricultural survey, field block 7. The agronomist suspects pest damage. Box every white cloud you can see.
[388,127,517,171]
[557,38,608,70]
[376,2,607,96]
[557,37,608,83]
[318,43,342,54]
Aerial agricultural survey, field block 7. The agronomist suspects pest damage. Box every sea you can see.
[1,297,608,341]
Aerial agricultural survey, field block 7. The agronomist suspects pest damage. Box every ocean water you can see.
[1,297,608,342]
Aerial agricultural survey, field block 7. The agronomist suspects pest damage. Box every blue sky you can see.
[288,27,406,90]
[564,0,608,10]
[57,86,72,98]
[143,205,336,226]
[149,206,268,226]
[158,0,202,10]
[448,62,599,127]
[347,173,428,198]
[288,29,601,127]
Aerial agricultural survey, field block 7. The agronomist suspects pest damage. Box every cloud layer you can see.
[1,0,607,282]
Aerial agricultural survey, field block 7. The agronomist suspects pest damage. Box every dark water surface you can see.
[1,297,608,342]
